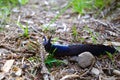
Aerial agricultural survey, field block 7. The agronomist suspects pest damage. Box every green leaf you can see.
[10,0,19,5]
[72,0,92,14]
[44,49,64,68]
[106,52,113,60]
[18,0,28,5]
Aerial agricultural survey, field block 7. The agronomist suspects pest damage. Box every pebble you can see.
[62,59,69,66]
[69,56,78,62]
[15,68,22,76]
[77,52,95,68]
[0,49,9,54]
[91,67,100,75]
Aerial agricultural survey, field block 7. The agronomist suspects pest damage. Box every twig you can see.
[90,18,108,27]
[0,44,21,53]
[0,44,36,57]
[38,39,54,80]
[60,74,79,80]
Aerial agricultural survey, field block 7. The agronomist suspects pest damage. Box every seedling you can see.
[106,51,116,65]
[72,25,78,37]
[18,0,29,5]
[106,52,113,61]
[44,54,64,68]
[84,26,98,44]
[28,56,40,62]
[71,0,112,16]
[17,22,29,38]
[0,27,4,32]
[44,48,64,68]
[72,25,80,42]
[71,0,92,14]
[52,37,59,43]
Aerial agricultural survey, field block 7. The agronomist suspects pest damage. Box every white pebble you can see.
[91,67,100,75]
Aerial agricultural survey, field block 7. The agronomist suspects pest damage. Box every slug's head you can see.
[43,36,52,45]
[43,36,52,51]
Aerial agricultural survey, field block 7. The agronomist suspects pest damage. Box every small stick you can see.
[38,38,54,80]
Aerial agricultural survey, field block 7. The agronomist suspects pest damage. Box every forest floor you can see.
[0,0,120,80]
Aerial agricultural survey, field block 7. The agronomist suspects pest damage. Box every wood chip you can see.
[111,42,120,46]
[104,41,120,46]
[0,73,6,80]
[2,59,15,72]
[113,69,120,76]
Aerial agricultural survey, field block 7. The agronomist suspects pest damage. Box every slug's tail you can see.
[82,44,118,56]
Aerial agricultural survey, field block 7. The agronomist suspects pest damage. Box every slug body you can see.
[43,36,118,57]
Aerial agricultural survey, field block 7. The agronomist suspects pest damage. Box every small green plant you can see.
[71,0,112,15]
[52,37,59,43]
[71,25,79,42]
[18,0,29,5]
[84,26,98,44]
[94,0,111,9]
[17,22,29,37]
[0,0,29,8]
[0,27,4,32]
[90,32,98,44]
[45,54,64,68]
[72,25,78,37]
[44,48,64,68]
[42,26,50,32]
[71,0,92,14]
[28,56,38,62]
[106,52,113,60]
[41,25,56,34]
[106,51,114,63]
[106,51,119,68]
[80,37,85,43]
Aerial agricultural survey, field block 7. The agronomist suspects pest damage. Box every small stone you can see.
[21,64,29,70]
[62,59,69,66]
[69,56,78,62]
[61,68,75,74]
[12,8,20,13]
[91,67,100,75]
[12,66,22,76]
[77,52,95,68]
[0,49,9,54]
[15,68,22,76]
